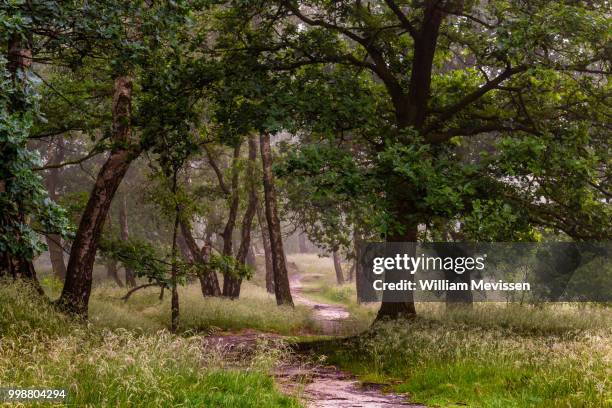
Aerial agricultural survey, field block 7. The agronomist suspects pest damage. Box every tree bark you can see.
[298,233,308,253]
[105,259,123,287]
[45,138,67,280]
[176,230,193,263]
[260,133,293,306]
[246,245,257,269]
[332,250,345,285]
[118,194,136,287]
[179,219,220,296]
[375,219,417,321]
[170,185,180,334]
[257,199,274,294]
[225,135,258,298]
[104,214,123,287]
[221,143,242,295]
[354,233,364,304]
[58,76,136,316]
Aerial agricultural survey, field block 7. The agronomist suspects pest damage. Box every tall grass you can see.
[87,282,315,335]
[316,306,612,407]
[0,281,301,407]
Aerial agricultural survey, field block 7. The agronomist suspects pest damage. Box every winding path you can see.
[274,263,424,408]
[203,261,424,407]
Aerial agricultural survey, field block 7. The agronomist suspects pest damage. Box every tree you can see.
[1,2,70,291]
[237,0,611,319]
[44,138,67,280]
[332,249,344,285]
[118,193,137,287]
[225,135,259,298]
[260,133,294,306]
[58,75,137,315]
[257,199,275,294]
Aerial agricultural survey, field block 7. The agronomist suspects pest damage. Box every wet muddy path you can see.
[205,262,423,407]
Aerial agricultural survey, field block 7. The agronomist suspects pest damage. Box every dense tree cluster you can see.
[1,0,609,325]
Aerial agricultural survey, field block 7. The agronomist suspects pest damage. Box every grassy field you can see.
[0,280,304,407]
[289,253,612,408]
[4,254,611,407]
[303,303,611,407]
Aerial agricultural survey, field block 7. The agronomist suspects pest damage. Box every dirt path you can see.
[277,263,424,408]
[204,262,423,407]
[289,273,350,335]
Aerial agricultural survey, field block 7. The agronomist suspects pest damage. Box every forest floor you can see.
[8,254,609,407]
[204,260,423,408]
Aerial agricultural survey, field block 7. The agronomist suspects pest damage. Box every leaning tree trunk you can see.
[44,138,67,280]
[119,194,136,287]
[332,250,345,285]
[226,135,258,299]
[260,133,293,306]
[179,219,220,296]
[221,143,242,296]
[58,76,137,316]
[256,200,274,294]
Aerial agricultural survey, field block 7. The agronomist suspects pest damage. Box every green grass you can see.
[311,305,612,407]
[0,280,302,407]
[87,281,316,335]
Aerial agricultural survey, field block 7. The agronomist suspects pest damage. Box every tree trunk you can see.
[179,219,220,296]
[45,138,67,280]
[106,259,123,287]
[119,194,136,287]
[221,143,242,296]
[225,135,258,298]
[298,233,308,253]
[332,250,345,285]
[247,245,257,269]
[170,181,180,334]
[354,233,364,304]
[257,199,274,294]
[260,133,293,306]
[439,245,474,309]
[58,76,136,316]
[375,220,417,321]
[2,33,43,294]
[104,214,123,287]
[176,230,193,263]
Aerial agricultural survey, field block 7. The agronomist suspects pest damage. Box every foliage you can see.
[0,4,71,264]
[98,236,169,284]
[218,0,611,244]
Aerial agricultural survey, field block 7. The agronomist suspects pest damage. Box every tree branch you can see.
[204,145,230,196]
[427,122,540,143]
[121,283,165,302]
[383,0,419,39]
[425,65,527,134]
[33,148,102,171]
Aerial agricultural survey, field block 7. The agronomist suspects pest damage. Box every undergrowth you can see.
[0,280,301,407]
